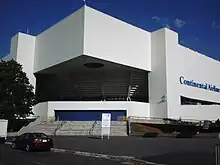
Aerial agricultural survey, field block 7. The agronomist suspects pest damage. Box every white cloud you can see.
[152,17,187,29]
[212,21,220,29]
[174,18,186,28]
[152,16,160,22]
[152,16,171,28]
[164,24,171,29]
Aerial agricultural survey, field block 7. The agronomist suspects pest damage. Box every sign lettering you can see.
[179,76,220,93]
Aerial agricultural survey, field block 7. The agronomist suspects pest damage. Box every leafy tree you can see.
[0,59,37,119]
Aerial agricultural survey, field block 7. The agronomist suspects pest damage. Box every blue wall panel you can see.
[55,110,126,121]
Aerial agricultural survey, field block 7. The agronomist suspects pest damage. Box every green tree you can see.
[0,59,37,119]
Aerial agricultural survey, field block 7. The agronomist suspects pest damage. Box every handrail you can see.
[89,120,98,136]
[128,116,202,123]
[18,116,41,135]
[53,121,66,136]
[27,117,41,128]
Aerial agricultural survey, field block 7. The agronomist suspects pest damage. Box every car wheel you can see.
[25,144,31,152]
[11,142,16,149]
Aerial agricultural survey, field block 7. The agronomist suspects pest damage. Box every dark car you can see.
[11,133,53,152]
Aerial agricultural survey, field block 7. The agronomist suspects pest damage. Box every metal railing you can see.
[89,120,98,136]
[18,116,41,135]
[53,121,66,136]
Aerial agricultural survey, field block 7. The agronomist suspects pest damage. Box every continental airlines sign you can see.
[179,76,220,93]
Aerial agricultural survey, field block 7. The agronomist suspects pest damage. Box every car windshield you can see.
[32,133,48,138]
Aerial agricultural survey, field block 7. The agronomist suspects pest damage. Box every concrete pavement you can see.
[3,142,161,165]
[52,136,218,155]
[0,145,123,165]
[5,135,218,165]
[143,151,215,165]
[52,136,218,165]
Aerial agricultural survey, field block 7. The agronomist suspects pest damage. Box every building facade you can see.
[2,6,220,121]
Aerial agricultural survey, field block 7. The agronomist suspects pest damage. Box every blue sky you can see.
[0,0,220,60]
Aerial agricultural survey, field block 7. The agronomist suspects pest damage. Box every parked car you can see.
[11,132,53,152]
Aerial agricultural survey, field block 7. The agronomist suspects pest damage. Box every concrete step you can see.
[57,129,127,135]
[29,132,126,136]
[18,121,64,135]
[19,121,127,136]
[56,132,127,136]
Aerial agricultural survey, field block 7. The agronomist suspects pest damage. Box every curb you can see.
[5,142,133,161]
[51,148,134,160]
[4,142,164,165]
[51,148,165,165]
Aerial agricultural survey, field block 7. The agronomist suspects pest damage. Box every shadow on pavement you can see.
[142,152,215,165]
[88,136,102,140]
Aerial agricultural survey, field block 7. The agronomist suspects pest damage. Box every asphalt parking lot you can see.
[0,145,123,165]
[52,136,217,165]
[4,136,219,165]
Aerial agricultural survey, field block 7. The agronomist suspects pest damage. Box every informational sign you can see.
[101,113,111,139]
[102,113,111,127]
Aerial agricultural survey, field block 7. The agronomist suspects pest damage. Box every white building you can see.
[2,5,220,121]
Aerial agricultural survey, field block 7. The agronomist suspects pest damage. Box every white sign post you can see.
[101,113,111,139]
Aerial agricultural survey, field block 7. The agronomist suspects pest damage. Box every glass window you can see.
[32,133,48,138]
[20,134,26,140]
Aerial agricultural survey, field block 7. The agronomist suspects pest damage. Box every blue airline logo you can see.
[179,76,220,93]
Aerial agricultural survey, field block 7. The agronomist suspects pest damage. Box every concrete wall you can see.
[165,28,220,120]
[148,28,220,121]
[16,33,36,89]
[1,33,36,89]
[33,5,151,73]
[46,101,150,119]
[148,29,168,118]
[34,7,85,73]
[164,29,179,119]
[33,102,48,121]
[3,5,220,121]
[84,6,151,71]
[179,105,220,121]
